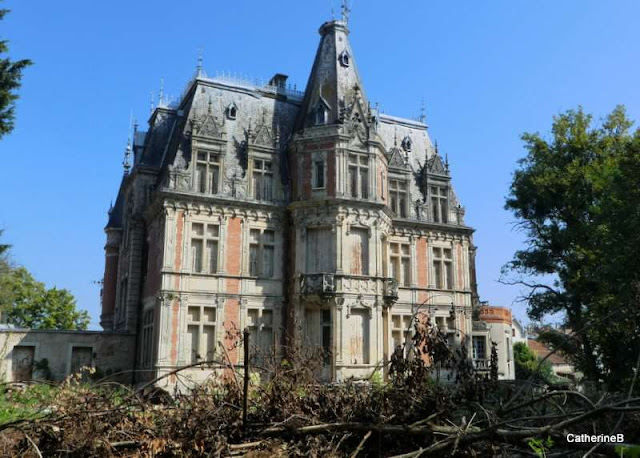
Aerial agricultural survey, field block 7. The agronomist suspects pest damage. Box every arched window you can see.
[227,103,238,120]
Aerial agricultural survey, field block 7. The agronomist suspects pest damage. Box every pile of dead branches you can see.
[0,326,639,457]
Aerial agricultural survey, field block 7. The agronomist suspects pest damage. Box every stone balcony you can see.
[299,273,399,302]
[474,358,490,371]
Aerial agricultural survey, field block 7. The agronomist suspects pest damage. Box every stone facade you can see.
[98,18,513,387]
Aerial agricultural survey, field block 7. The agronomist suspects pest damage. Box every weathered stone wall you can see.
[0,330,136,383]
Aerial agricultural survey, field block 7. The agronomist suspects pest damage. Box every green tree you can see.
[504,106,640,388]
[0,232,89,330]
[513,342,555,383]
[0,5,31,138]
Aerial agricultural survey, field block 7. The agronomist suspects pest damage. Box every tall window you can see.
[249,229,275,278]
[431,186,448,223]
[118,278,128,320]
[247,308,273,363]
[186,305,216,364]
[389,242,411,287]
[252,159,273,201]
[306,227,333,272]
[433,247,454,289]
[349,309,370,364]
[191,223,219,274]
[472,336,486,360]
[313,159,325,189]
[322,309,331,365]
[195,151,220,194]
[389,179,408,217]
[348,154,369,199]
[141,309,154,368]
[349,228,369,275]
[391,314,412,357]
[315,104,327,125]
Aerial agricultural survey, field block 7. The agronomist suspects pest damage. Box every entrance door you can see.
[12,346,35,381]
[70,346,93,375]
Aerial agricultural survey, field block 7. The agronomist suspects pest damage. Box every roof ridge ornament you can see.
[341,0,351,23]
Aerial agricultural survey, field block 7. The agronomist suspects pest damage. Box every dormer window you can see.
[314,100,329,126]
[401,136,412,152]
[227,102,238,120]
[339,51,351,67]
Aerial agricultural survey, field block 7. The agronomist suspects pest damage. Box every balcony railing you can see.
[474,358,490,371]
[299,274,399,300]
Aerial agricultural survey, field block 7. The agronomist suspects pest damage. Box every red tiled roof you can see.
[527,339,569,365]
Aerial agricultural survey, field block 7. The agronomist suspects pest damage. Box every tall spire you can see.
[195,49,206,78]
[295,16,368,130]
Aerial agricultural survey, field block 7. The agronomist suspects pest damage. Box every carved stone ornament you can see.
[346,294,373,317]
[193,114,224,139]
[387,147,407,168]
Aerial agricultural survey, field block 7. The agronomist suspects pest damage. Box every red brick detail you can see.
[307,142,334,150]
[169,297,180,365]
[457,244,463,290]
[302,154,312,199]
[143,219,163,299]
[327,151,336,197]
[224,298,240,363]
[226,217,242,276]
[478,306,512,325]
[175,211,184,273]
[101,247,119,318]
[416,238,428,288]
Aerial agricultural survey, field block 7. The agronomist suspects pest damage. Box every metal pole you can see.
[243,328,250,433]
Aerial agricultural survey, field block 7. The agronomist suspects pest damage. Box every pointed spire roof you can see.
[295,19,369,130]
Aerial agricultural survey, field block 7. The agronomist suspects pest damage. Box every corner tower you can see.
[288,19,397,380]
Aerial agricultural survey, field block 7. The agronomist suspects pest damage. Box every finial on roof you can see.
[341,0,351,23]
[435,140,439,155]
[158,78,165,107]
[196,49,204,77]
[419,98,426,123]
[394,127,398,147]
[207,95,212,114]
[123,139,132,175]
[445,153,449,171]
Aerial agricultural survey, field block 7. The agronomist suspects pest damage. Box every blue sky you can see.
[1,1,639,329]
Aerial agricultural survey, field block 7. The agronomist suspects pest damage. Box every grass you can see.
[0,383,57,426]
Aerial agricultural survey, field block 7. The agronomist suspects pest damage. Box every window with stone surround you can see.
[389,178,408,217]
[389,242,411,287]
[313,159,325,189]
[472,335,487,360]
[432,247,454,290]
[252,159,273,201]
[249,228,275,278]
[306,227,334,273]
[194,150,220,194]
[391,313,412,357]
[191,223,219,274]
[430,186,448,223]
[246,308,274,364]
[348,154,369,199]
[186,304,217,364]
[141,309,154,368]
[304,308,332,365]
[349,228,369,276]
